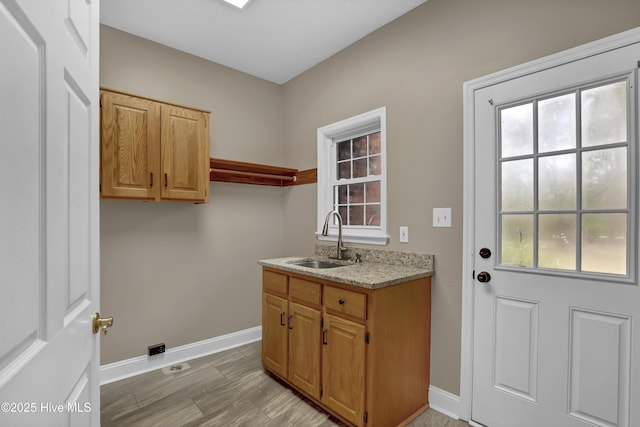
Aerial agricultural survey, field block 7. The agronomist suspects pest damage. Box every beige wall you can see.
[101,0,640,396]
[281,0,640,395]
[100,26,286,364]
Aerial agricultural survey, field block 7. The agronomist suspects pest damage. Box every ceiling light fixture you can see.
[223,0,250,8]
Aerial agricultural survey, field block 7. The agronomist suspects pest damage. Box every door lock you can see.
[92,312,114,335]
[479,247,492,259]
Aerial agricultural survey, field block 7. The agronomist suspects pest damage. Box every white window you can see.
[317,107,388,245]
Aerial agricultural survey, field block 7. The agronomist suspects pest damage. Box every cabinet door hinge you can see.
[320,385,323,397]
[364,411,368,423]
[365,332,370,344]
[321,317,324,328]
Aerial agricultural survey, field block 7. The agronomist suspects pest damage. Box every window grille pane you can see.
[369,155,381,176]
[353,136,367,157]
[366,205,380,226]
[539,93,576,152]
[369,132,381,155]
[501,214,534,267]
[501,103,533,157]
[502,159,534,211]
[539,154,576,210]
[366,181,380,203]
[353,158,368,178]
[338,161,350,180]
[349,184,364,203]
[581,81,627,147]
[338,206,348,223]
[337,185,348,204]
[582,147,627,210]
[538,214,576,270]
[338,140,351,161]
[581,213,627,275]
[349,205,364,226]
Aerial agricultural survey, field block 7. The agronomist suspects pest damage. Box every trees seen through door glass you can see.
[499,80,629,275]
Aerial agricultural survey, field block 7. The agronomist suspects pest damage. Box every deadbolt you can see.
[476,271,491,283]
[479,247,492,259]
[93,312,114,335]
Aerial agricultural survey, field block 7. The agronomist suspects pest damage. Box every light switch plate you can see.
[399,226,409,243]
[433,208,452,227]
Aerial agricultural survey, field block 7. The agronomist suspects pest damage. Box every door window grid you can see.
[498,79,631,276]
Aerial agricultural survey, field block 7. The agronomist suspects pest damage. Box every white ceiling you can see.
[100,0,428,84]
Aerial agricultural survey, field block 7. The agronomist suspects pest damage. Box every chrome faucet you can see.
[322,210,347,260]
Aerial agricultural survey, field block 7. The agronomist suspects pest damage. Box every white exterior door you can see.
[0,0,101,426]
[471,41,640,426]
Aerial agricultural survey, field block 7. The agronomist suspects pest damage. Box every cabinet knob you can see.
[338,299,345,305]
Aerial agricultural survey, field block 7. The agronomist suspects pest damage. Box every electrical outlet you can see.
[148,343,166,356]
[400,226,409,243]
[433,208,452,228]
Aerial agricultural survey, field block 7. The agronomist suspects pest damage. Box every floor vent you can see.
[161,362,191,375]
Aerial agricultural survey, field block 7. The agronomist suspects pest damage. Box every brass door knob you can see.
[93,312,114,335]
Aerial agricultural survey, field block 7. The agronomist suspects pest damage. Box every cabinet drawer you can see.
[324,286,367,320]
[290,277,321,306]
[264,270,288,296]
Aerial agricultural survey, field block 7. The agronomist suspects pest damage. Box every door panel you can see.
[0,0,100,425]
[288,302,321,399]
[568,309,631,426]
[493,297,538,402]
[100,92,160,200]
[161,105,207,201]
[322,314,365,426]
[472,41,640,427]
[262,293,288,378]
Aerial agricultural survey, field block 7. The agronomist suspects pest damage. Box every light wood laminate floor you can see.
[101,341,468,427]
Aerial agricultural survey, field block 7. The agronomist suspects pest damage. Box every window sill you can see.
[316,232,389,246]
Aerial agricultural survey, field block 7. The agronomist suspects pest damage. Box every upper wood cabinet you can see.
[100,89,210,203]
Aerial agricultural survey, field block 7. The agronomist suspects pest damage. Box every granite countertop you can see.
[258,256,434,290]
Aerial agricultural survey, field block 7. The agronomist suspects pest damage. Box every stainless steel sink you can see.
[287,259,345,269]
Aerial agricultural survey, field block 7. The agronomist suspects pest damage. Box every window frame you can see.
[316,106,389,245]
[495,75,635,282]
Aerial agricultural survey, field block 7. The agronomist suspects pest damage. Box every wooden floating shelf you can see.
[210,158,316,187]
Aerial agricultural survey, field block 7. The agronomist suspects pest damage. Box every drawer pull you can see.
[339,299,345,305]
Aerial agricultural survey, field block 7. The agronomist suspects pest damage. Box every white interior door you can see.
[472,42,640,426]
[0,0,101,426]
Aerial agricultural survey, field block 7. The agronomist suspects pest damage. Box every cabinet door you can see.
[322,314,366,426]
[262,293,288,378]
[100,91,160,199]
[288,302,321,399]
[161,105,209,202]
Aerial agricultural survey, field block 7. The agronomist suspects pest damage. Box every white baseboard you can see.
[100,326,262,385]
[429,385,461,420]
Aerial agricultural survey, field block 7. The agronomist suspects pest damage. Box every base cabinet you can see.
[261,267,432,427]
